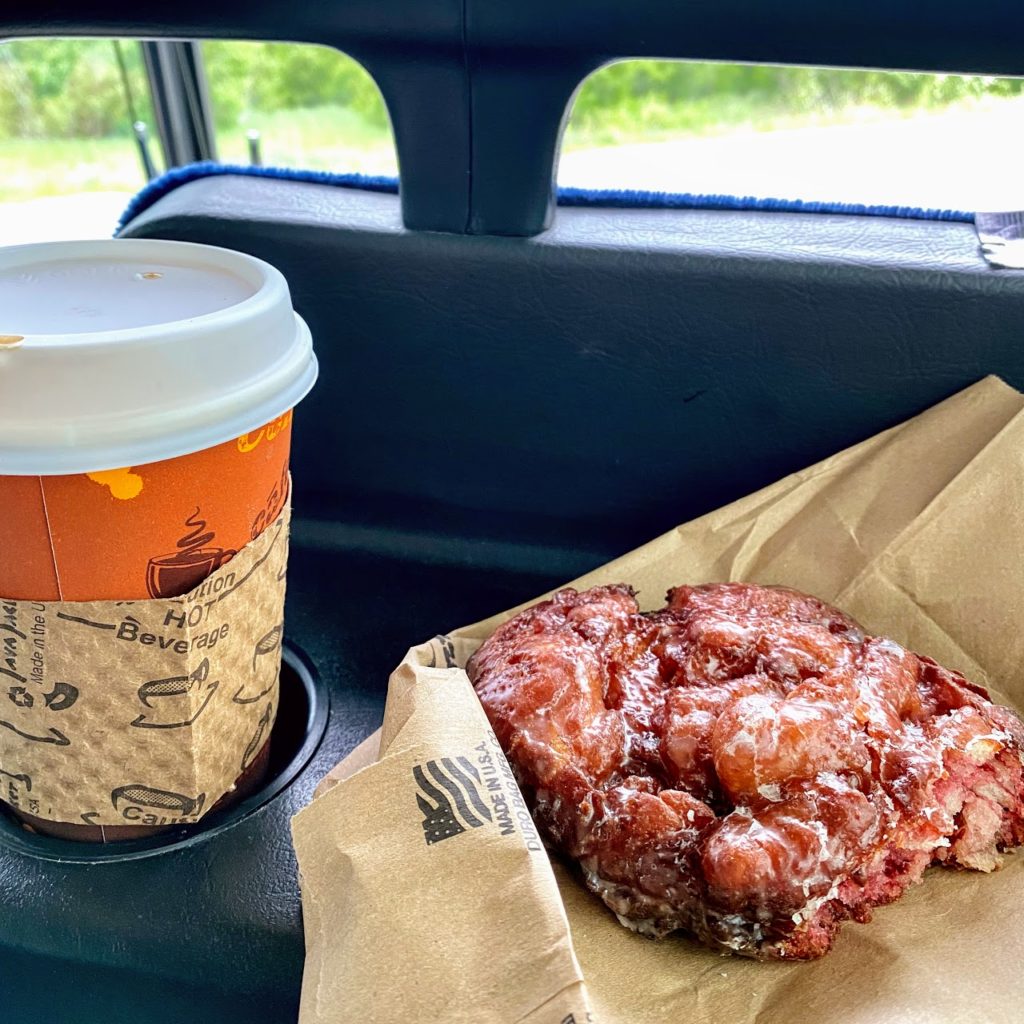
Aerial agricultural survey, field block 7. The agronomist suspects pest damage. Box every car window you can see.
[0,38,154,244]
[0,38,397,246]
[200,41,395,176]
[559,60,1024,211]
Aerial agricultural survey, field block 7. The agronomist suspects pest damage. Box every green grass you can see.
[561,90,1019,150]
[214,105,396,174]
[0,106,398,203]
[0,91,1018,203]
[0,135,147,201]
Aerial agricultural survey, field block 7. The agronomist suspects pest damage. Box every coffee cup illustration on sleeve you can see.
[0,239,318,840]
[146,510,237,600]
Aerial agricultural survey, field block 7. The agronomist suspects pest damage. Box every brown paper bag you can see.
[292,664,593,1024]
[293,376,1024,1024]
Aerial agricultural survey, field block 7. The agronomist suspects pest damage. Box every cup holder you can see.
[0,639,328,863]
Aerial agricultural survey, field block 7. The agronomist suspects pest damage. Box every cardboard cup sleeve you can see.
[0,501,290,829]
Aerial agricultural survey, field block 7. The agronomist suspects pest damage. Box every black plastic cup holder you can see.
[0,639,328,864]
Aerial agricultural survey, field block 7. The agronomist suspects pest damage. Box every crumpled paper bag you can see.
[293,376,1024,1024]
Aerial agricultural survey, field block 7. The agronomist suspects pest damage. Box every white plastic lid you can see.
[0,238,318,475]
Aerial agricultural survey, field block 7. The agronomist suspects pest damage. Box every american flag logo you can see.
[413,757,492,845]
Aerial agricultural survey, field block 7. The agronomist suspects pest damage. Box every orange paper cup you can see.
[0,412,293,603]
[0,239,317,840]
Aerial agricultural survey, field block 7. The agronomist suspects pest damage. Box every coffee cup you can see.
[0,239,317,840]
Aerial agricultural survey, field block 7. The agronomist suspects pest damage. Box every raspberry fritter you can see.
[467,583,1024,959]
